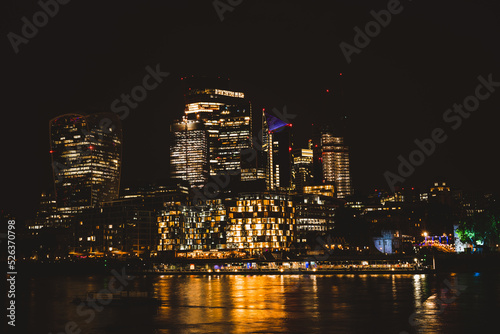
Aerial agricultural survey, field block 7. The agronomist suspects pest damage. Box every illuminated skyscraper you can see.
[183,77,252,176]
[321,132,352,198]
[49,113,122,220]
[292,148,314,192]
[170,118,209,188]
[262,111,293,190]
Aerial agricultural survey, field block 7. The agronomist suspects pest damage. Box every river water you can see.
[17,272,499,333]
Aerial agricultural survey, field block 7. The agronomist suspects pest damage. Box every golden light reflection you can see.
[151,274,446,333]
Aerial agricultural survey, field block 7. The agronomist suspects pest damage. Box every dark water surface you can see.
[17,272,500,333]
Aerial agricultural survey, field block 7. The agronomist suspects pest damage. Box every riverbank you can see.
[15,253,500,276]
[138,268,434,275]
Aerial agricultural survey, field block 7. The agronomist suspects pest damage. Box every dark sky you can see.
[2,0,500,220]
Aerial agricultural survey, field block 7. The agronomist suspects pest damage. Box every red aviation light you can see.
[289,147,292,152]
[89,145,94,150]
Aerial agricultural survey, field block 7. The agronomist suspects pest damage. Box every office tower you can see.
[262,111,293,190]
[183,77,252,176]
[225,192,295,255]
[49,113,122,220]
[291,148,314,192]
[170,118,209,188]
[321,132,352,198]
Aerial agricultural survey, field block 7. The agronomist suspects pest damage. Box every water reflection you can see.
[22,273,500,334]
[152,274,419,333]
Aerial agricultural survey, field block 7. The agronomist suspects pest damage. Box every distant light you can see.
[49,150,54,154]
[289,147,292,152]
[326,89,330,93]
[339,73,343,76]
[288,123,292,127]
[89,145,94,150]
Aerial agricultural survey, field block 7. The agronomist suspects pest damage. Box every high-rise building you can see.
[321,132,352,198]
[49,113,122,221]
[183,79,252,176]
[262,111,293,190]
[170,119,209,188]
[292,148,314,192]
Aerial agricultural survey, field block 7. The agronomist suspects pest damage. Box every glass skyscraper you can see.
[262,111,293,190]
[183,78,252,176]
[170,119,209,188]
[321,132,352,199]
[49,113,122,220]
[291,148,314,192]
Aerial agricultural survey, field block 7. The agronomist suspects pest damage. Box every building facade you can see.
[262,112,293,190]
[183,83,252,177]
[170,119,209,188]
[292,148,314,192]
[321,132,352,198]
[225,192,296,254]
[49,113,122,222]
[158,199,227,252]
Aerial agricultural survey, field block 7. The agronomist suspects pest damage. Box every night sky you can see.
[2,0,500,221]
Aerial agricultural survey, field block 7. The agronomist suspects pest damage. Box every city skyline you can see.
[3,0,500,220]
[3,71,500,221]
